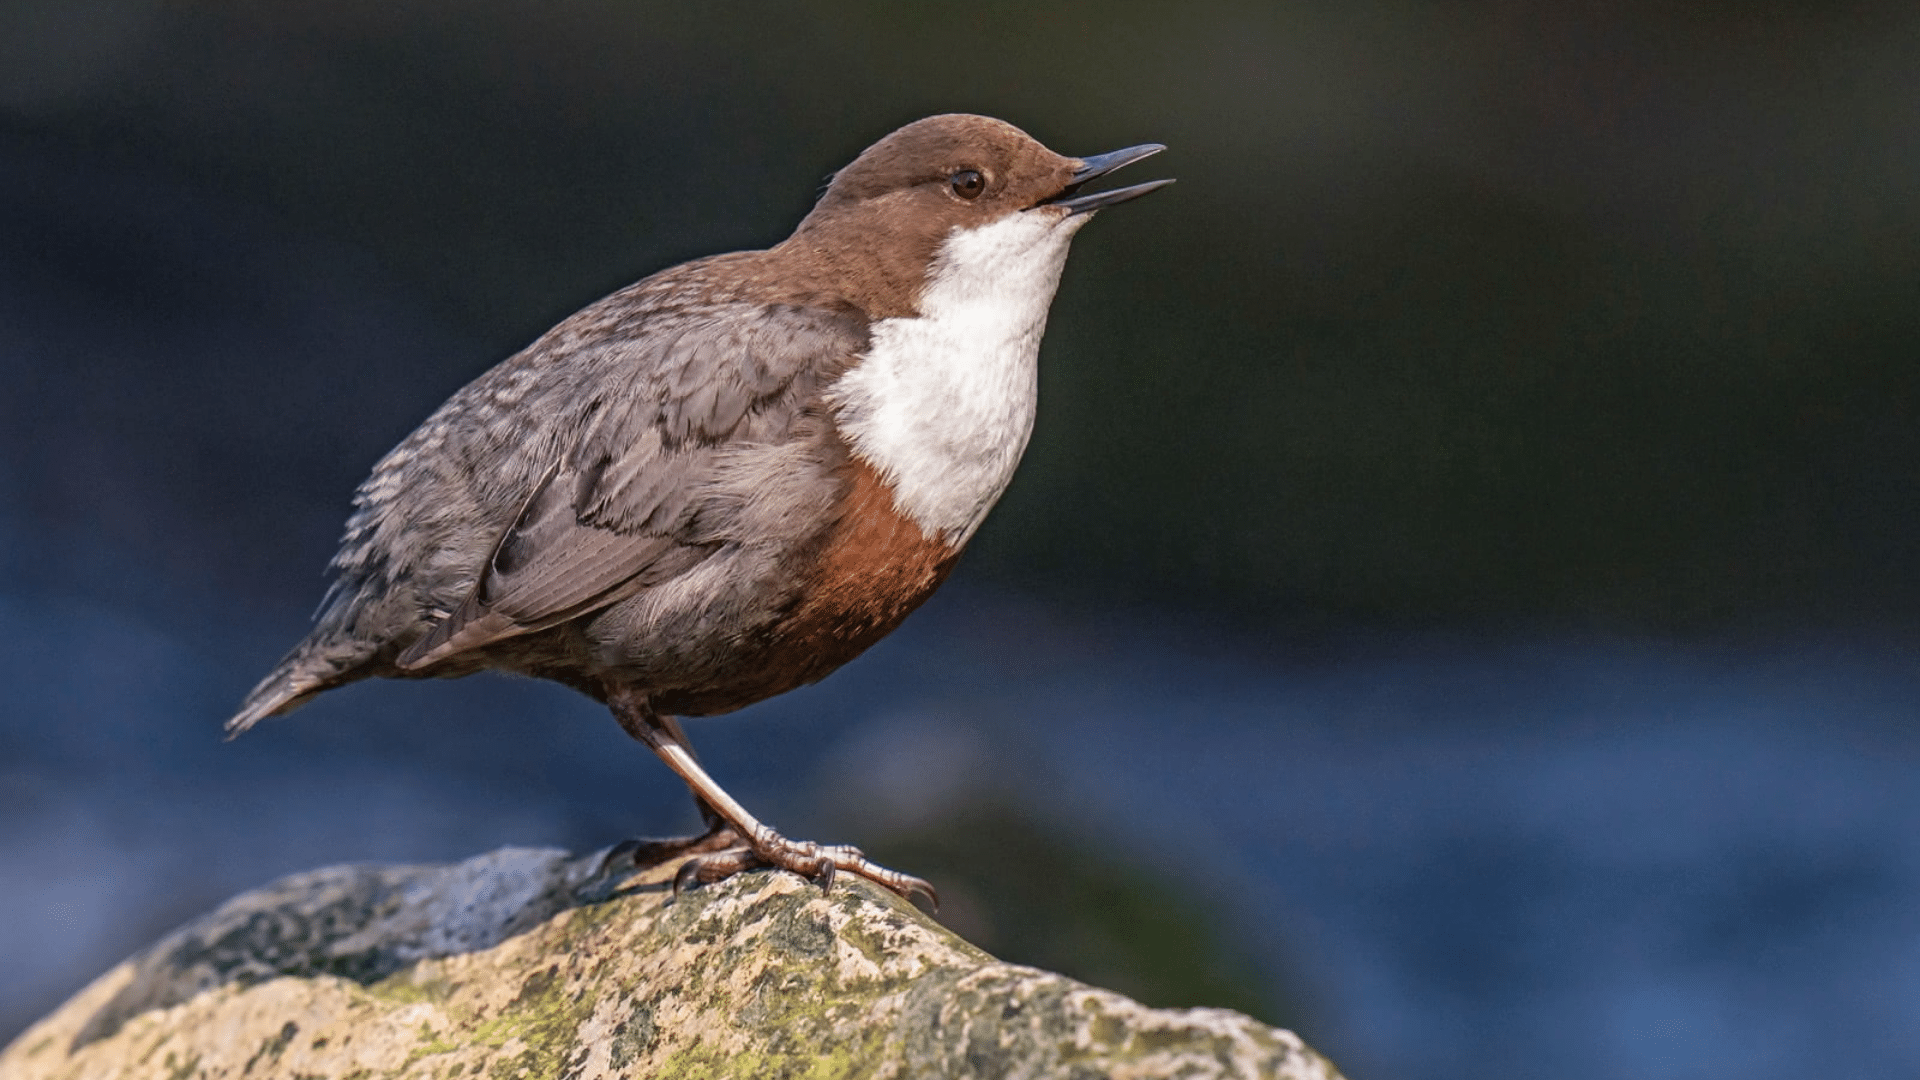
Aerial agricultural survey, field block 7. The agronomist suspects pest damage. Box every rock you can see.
[1,846,1346,1079]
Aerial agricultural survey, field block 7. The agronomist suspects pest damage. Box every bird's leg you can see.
[607,686,937,909]
[658,712,734,836]
[601,712,741,873]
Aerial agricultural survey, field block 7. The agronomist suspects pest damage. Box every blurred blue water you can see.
[982,622,1920,1079]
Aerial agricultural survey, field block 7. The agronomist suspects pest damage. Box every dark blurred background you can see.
[4,2,1919,1078]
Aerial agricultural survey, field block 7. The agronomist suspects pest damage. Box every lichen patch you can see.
[2,849,1343,1080]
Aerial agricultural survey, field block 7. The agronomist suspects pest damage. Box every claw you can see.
[669,857,701,898]
[903,878,940,913]
[599,838,644,874]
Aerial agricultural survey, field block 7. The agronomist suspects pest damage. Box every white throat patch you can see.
[830,210,1089,546]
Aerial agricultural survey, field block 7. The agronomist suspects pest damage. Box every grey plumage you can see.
[229,255,868,734]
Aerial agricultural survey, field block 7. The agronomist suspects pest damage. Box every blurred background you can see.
[3,1,1919,1077]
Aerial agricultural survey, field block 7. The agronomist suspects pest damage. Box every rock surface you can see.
[1,846,1346,1079]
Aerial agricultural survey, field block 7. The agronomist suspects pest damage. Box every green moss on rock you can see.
[2,847,1345,1080]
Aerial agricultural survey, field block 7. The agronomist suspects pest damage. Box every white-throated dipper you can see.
[229,114,1171,906]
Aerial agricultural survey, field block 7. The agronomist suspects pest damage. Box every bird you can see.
[228,113,1171,907]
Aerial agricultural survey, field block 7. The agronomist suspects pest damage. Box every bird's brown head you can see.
[781,114,1170,317]
[811,114,1078,224]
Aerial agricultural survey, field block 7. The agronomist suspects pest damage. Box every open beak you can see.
[1038,143,1174,215]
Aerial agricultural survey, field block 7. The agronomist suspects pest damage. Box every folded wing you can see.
[396,299,865,669]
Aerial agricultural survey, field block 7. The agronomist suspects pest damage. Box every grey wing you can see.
[394,301,865,670]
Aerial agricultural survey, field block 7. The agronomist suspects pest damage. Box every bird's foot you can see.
[602,822,742,875]
[673,832,938,911]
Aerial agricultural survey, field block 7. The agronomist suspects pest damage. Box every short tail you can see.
[225,663,324,737]
[225,635,380,737]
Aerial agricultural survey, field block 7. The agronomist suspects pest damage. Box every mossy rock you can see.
[1,847,1345,1079]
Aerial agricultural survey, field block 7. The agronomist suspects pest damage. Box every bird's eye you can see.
[949,169,986,200]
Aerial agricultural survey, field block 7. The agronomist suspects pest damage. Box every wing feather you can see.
[395,296,865,670]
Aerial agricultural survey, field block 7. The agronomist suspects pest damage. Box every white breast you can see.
[830,210,1090,546]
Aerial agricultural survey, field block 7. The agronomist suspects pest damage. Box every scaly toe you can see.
[754,836,939,911]
[671,847,766,895]
[666,832,938,911]
[603,824,742,875]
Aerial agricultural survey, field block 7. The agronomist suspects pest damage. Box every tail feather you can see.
[226,635,380,737]
[225,659,327,736]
